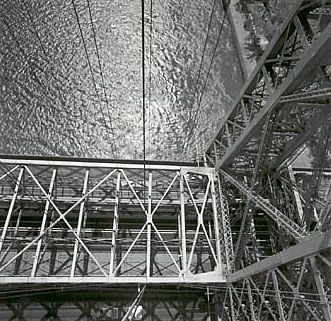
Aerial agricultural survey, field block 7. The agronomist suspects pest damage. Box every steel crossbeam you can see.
[227,228,331,283]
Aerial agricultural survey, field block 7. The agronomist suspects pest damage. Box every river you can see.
[0,0,246,161]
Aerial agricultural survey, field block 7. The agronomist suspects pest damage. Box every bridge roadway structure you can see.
[0,0,331,320]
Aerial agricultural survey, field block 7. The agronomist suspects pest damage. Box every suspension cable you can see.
[148,0,153,156]
[142,0,147,204]
[86,0,118,157]
[71,0,117,157]
[184,0,230,155]
[190,0,217,120]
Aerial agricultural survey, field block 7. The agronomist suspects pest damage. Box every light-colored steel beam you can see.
[227,228,331,283]
[26,166,107,277]
[0,156,201,172]
[288,165,304,225]
[280,87,331,103]
[146,171,152,278]
[210,173,222,267]
[70,170,89,277]
[0,168,24,255]
[0,165,19,182]
[109,171,121,276]
[0,167,117,275]
[0,271,226,284]
[179,172,187,272]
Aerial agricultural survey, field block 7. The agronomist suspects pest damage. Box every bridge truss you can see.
[0,157,227,284]
[0,156,230,319]
[0,0,330,320]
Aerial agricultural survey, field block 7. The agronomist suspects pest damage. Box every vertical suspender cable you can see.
[183,0,230,156]
[148,0,153,156]
[71,0,117,157]
[86,0,118,157]
[141,0,147,204]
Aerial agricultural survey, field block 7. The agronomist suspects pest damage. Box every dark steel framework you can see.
[205,0,331,320]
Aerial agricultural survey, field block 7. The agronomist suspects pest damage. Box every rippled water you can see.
[0,0,245,160]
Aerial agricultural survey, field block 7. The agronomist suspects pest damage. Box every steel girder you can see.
[0,156,227,284]
[227,228,331,283]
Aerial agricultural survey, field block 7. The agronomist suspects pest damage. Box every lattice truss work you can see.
[204,0,331,320]
[0,157,230,284]
[0,286,226,321]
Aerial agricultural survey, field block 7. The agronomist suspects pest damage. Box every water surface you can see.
[0,0,244,160]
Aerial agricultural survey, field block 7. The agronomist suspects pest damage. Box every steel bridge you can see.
[0,0,331,320]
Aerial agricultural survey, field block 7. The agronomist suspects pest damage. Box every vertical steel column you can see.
[110,171,121,276]
[271,270,286,321]
[288,165,304,225]
[213,142,219,165]
[246,280,256,321]
[310,257,331,321]
[146,171,152,278]
[180,172,187,272]
[178,207,182,270]
[0,167,24,255]
[320,181,331,231]
[228,286,237,321]
[70,170,89,277]
[210,173,222,267]
[217,174,234,270]
[31,168,57,277]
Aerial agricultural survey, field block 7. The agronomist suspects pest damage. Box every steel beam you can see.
[0,156,198,172]
[227,228,331,283]
[210,173,222,267]
[109,171,121,276]
[0,272,226,284]
[146,171,152,278]
[179,172,187,271]
[70,170,89,277]
[0,168,24,255]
